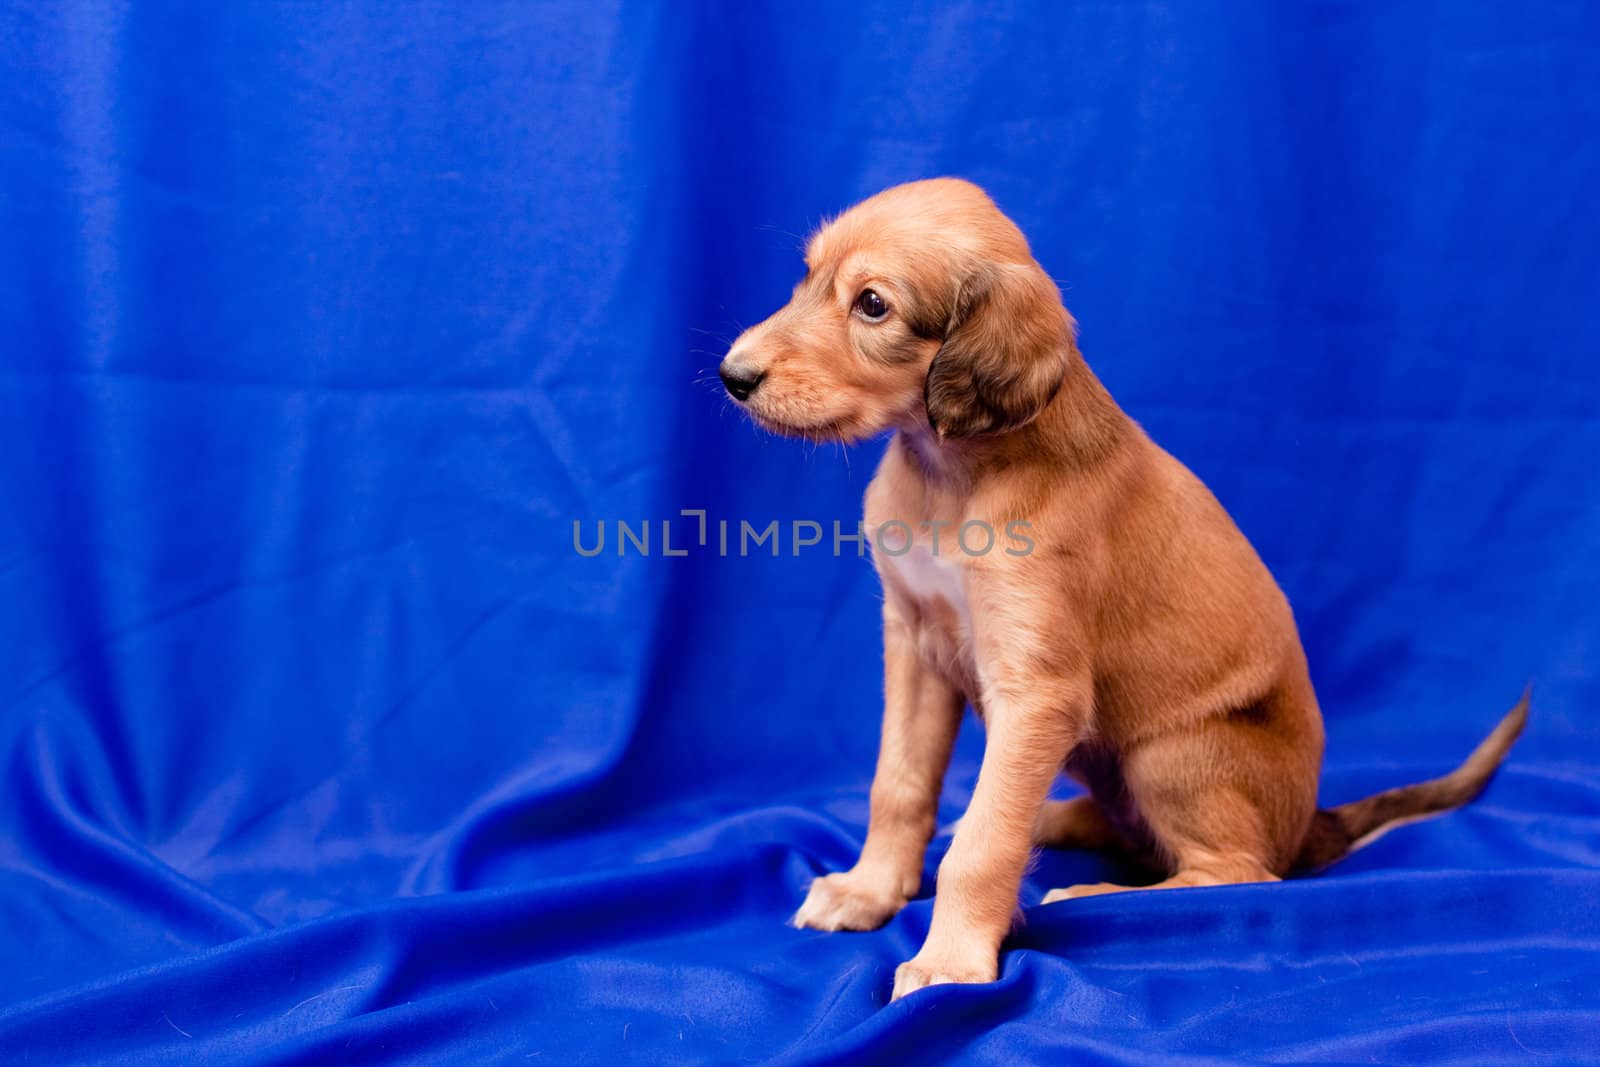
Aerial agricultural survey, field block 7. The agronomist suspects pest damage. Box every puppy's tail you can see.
[1293,689,1529,873]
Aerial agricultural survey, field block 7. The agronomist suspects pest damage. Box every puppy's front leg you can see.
[794,606,962,932]
[892,602,1089,997]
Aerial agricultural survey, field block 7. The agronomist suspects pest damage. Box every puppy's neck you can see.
[899,353,1130,487]
[1027,354,1131,468]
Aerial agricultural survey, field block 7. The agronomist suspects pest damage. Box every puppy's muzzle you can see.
[719,357,765,402]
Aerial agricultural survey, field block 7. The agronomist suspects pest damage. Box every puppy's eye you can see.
[854,289,889,321]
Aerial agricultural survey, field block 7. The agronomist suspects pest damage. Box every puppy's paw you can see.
[890,950,999,1000]
[791,872,907,932]
[1041,882,1120,903]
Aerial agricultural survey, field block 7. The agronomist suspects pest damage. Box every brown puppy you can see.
[719,178,1527,1001]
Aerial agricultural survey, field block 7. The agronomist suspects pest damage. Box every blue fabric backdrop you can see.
[2,2,1598,1063]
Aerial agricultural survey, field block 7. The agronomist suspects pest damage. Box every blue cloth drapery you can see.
[2,3,1597,1062]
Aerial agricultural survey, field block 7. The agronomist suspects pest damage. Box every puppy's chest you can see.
[878,540,977,681]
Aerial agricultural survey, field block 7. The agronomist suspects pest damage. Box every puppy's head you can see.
[720,178,1073,442]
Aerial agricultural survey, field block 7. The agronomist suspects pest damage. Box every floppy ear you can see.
[924,262,1070,438]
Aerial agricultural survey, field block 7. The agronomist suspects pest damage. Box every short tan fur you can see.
[719,179,1527,1000]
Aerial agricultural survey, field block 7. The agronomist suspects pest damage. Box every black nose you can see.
[719,361,764,401]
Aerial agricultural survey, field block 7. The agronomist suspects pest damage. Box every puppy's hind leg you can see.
[1043,853,1278,902]
[1042,718,1302,904]
[1033,795,1127,851]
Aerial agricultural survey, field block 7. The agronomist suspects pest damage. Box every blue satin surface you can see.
[2,3,1598,1063]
